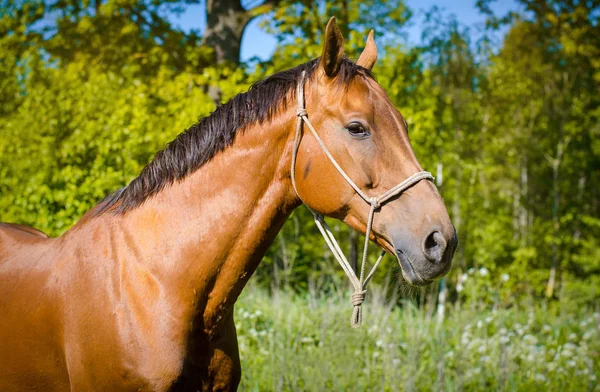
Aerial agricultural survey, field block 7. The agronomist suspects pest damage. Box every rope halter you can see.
[290,71,434,328]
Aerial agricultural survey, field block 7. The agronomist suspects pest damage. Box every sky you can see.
[166,0,520,62]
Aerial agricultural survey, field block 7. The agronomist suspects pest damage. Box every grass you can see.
[234,285,599,392]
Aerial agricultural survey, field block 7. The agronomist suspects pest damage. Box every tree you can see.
[203,0,283,64]
[479,0,600,299]
[6,0,208,76]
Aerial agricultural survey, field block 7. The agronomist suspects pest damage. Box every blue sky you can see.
[166,0,519,62]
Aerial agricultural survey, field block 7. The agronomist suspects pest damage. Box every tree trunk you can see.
[203,0,249,64]
[435,162,447,323]
[545,160,559,299]
[545,135,570,299]
[203,0,282,65]
[520,158,529,246]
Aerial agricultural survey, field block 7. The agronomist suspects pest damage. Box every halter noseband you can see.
[290,71,434,328]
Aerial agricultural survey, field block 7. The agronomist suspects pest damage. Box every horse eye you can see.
[345,122,370,138]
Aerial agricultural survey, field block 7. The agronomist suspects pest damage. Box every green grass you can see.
[235,286,599,392]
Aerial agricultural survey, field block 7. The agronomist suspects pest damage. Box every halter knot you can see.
[370,197,381,210]
[351,290,366,307]
[296,109,308,117]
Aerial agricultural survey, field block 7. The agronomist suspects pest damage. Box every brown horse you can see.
[0,18,456,391]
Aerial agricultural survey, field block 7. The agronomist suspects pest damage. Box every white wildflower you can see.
[479,267,489,277]
[582,330,594,340]
[528,311,534,320]
[501,273,510,282]
[464,369,475,380]
[514,323,525,336]
[561,348,574,358]
[461,332,471,346]
[523,334,538,345]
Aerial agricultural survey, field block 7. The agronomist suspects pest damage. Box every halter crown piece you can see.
[290,71,434,328]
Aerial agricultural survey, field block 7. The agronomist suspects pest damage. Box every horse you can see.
[0,17,457,391]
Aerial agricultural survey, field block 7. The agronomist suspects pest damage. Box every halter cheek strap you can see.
[290,71,434,328]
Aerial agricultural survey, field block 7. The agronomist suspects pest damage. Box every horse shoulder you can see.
[57,221,190,390]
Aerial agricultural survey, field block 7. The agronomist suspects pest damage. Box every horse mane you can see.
[95,57,372,215]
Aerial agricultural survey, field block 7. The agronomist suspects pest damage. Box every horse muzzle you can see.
[393,225,458,286]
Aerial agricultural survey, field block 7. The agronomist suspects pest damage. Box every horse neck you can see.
[100,106,299,332]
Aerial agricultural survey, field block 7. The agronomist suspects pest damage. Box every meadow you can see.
[235,285,599,391]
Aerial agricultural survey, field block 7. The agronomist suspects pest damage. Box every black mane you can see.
[96,58,372,214]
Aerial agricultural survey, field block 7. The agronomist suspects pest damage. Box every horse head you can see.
[292,18,458,287]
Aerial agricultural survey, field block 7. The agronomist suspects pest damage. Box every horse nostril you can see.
[423,231,447,263]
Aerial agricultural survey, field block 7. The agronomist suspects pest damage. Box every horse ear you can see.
[356,30,377,70]
[320,17,344,77]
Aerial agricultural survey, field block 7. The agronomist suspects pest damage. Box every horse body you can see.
[0,18,457,391]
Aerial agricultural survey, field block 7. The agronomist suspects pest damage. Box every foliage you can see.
[1,0,208,76]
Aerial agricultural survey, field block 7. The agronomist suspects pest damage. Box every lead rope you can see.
[290,71,434,328]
